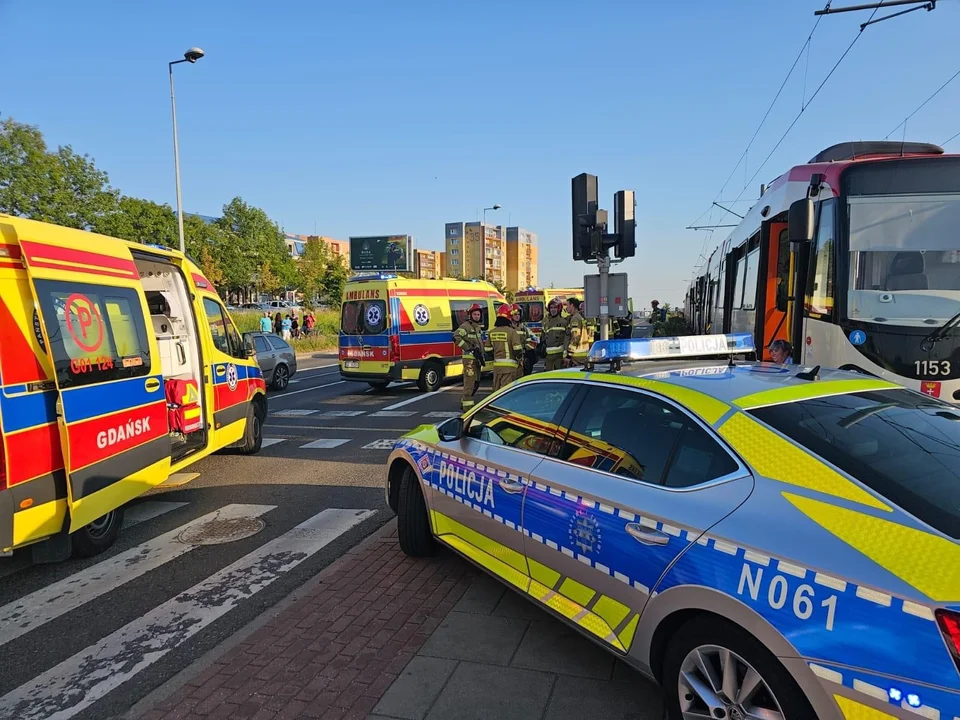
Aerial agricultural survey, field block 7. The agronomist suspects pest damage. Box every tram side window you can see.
[733,256,746,309]
[806,199,836,317]
[776,228,790,312]
[742,249,760,311]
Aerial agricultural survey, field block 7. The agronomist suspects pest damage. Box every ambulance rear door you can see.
[18,232,171,531]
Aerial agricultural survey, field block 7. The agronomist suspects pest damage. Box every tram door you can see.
[756,220,791,361]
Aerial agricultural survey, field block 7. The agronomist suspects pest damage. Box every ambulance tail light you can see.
[389,334,400,363]
[935,609,960,673]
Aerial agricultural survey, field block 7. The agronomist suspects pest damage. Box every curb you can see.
[120,515,396,720]
[294,352,338,360]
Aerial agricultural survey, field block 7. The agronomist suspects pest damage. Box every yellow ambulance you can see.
[0,215,267,563]
[339,274,506,391]
[513,287,583,338]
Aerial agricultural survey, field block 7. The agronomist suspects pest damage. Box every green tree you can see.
[0,116,118,228]
[323,254,349,308]
[216,197,295,295]
[297,237,330,303]
[93,196,178,246]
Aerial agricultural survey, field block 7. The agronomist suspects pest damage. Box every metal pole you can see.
[170,63,186,254]
[598,252,610,341]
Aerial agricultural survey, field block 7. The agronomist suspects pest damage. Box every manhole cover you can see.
[177,516,266,545]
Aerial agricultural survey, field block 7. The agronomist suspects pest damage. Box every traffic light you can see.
[613,190,636,258]
[571,173,598,261]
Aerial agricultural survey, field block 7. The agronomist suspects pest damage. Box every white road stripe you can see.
[300,439,350,449]
[260,438,286,448]
[122,501,188,529]
[0,508,376,720]
[370,410,417,418]
[0,504,276,647]
[380,386,454,410]
[424,411,461,419]
[362,439,399,450]
[269,380,346,401]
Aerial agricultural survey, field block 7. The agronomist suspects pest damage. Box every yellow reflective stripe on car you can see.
[618,614,640,651]
[593,595,630,630]
[833,694,898,719]
[528,558,561,589]
[719,413,890,512]
[559,577,596,606]
[528,581,625,651]
[733,378,898,410]
[432,512,530,590]
[784,493,960,602]
[601,375,730,424]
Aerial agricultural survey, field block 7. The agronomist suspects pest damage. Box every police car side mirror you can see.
[437,417,463,442]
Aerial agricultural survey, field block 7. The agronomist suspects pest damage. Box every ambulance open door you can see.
[18,232,172,531]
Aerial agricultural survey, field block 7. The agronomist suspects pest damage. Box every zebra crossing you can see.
[0,500,379,720]
[270,408,461,419]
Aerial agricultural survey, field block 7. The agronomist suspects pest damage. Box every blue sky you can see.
[4,0,959,304]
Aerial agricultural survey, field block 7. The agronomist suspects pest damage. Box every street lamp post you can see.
[481,204,502,282]
[169,47,205,254]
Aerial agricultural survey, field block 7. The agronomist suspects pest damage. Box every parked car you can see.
[246,332,297,390]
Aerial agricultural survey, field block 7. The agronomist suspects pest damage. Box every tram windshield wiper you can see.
[920,308,960,352]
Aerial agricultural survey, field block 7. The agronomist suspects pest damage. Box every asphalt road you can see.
[0,354,479,720]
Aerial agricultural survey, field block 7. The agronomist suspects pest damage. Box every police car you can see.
[384,333,960,720]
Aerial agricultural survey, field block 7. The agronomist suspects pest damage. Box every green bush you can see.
[231,308,340,352]
[653,315,694,337]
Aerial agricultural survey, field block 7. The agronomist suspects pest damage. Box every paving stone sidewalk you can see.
[139,521,664,720]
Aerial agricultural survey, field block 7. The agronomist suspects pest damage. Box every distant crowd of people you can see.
[259,310,316,341]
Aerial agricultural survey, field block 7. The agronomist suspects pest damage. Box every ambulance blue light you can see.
[906,693,921,708]
[888,687,902,702]
[587,332,755,364]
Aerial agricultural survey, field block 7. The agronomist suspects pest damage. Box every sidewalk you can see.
[139,522,662,720]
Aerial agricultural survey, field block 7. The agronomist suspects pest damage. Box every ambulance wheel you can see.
[272,363,290,391]
[72,507,124,558]
[237,399,265,455]
[417,361,443,393]
[397,465,435,557]
[662,616,815,720]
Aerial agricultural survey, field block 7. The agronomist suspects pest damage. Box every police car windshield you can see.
[749,389,960,538]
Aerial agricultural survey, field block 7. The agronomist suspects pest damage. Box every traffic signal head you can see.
[572,173,598,261]
[614,190,636,258]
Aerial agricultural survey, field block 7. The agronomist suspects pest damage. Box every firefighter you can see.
[564,297,591,367]
[454,303,485,411]
[542,298,568,371]
[489,304,524,391]
[510,303,537,376]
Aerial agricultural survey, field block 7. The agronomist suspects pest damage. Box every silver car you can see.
[246,332,297,390]
[385,333,960,719]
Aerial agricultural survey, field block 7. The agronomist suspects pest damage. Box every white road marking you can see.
[424,411,460,419]
[300,439,351,449]
[292,364,340,373]
[370,410,416,418]
[270,380,346,401]
[272,409,318,416]
[319,410,366,417]
[362,439,399,450]
[380,386,454,410]
[260,438,286,448]
[0,508,376,720]
[0,504,276,647]
[264,424,405,433]
[122,501,188,529]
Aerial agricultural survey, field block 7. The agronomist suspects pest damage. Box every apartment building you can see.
[444,221,506,284]
[506,227,538,293]
[415,249,443,279]
[284,233,349,262]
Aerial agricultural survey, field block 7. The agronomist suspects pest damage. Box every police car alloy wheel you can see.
[662,617,814,720]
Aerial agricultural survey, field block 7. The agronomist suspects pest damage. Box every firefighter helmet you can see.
[468,303,483,313]
[497,304,514,319]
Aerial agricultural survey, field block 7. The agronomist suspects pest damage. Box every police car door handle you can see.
[625,523,669,546]
[498,477,524,494]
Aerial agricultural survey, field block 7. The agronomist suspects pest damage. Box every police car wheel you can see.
[396,465,435,557]
[272,364,289,391]
[72,507,124,558]
[662,616,814,720]
[417,362,442,393]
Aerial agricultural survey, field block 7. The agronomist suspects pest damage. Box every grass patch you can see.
[231,309,340,353]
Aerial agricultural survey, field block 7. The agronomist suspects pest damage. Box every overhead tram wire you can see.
[686,4,832,275]
[884,66,960,140]
[689,0,888,283]
[943,129,960,147]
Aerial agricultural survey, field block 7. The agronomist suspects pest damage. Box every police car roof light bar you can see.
[586,332,756,370]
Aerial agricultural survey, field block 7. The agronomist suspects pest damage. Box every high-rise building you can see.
[415,249,443,279]
[506,227,538,292]
[444,222,466,278]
